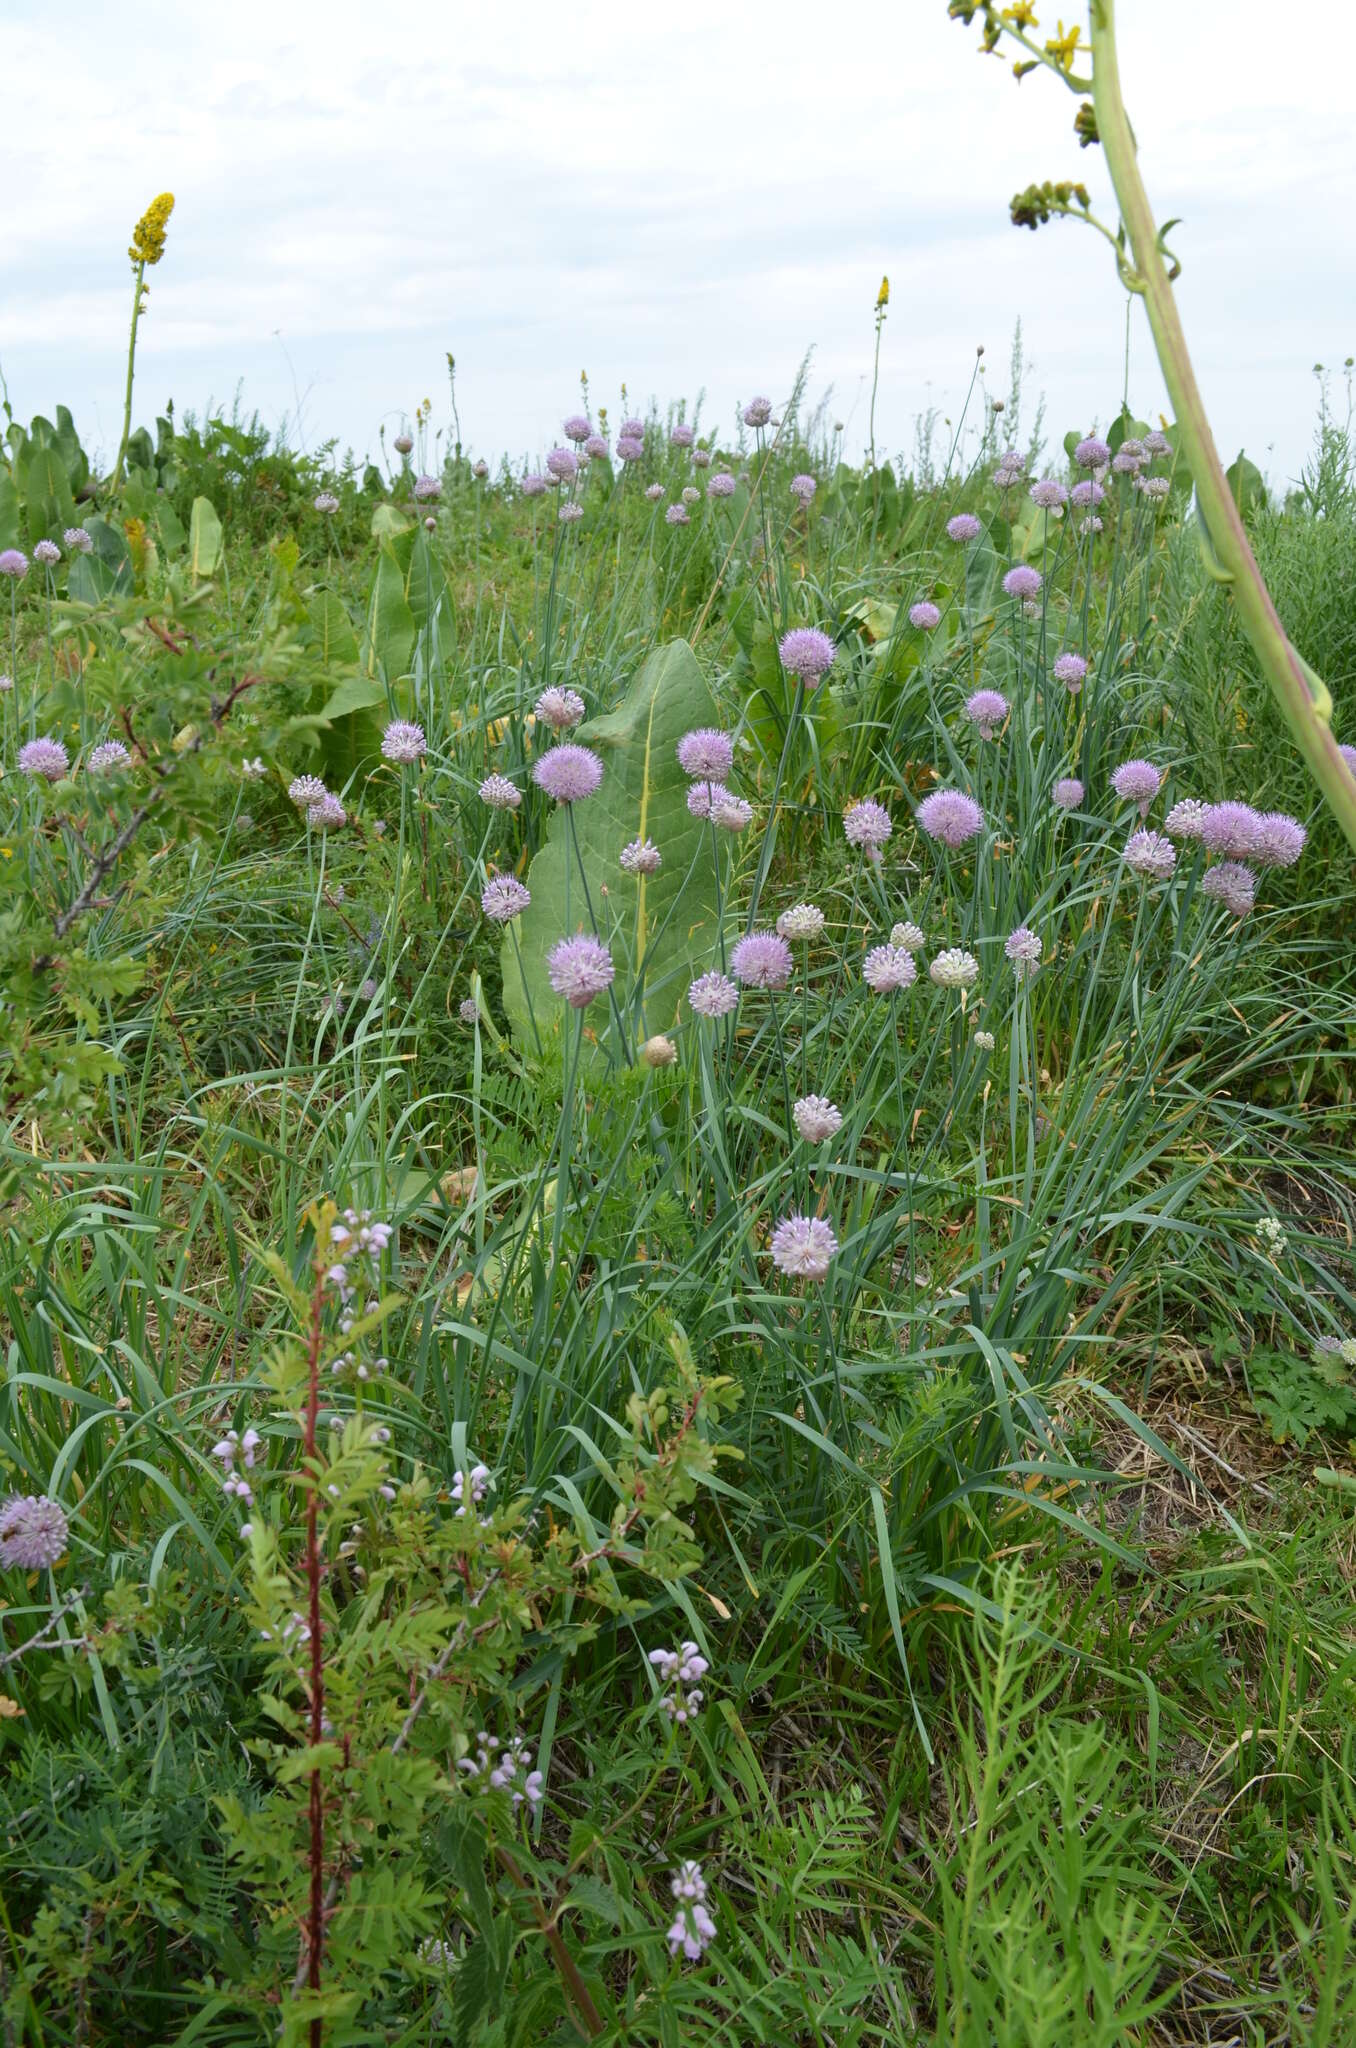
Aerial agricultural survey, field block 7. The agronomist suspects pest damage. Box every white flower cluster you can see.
[648,1640,709,1723]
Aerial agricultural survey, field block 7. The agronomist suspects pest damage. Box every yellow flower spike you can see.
[128,192,175,268]
[876,274,890,309]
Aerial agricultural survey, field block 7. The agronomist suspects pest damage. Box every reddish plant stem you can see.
[304,1269,326,2047]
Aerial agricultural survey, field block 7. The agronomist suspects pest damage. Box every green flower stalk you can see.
[113,191,174,491]
[948,1,1356,851]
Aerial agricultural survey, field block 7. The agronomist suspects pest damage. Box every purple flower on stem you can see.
[583,435,608,460]
[1199,802,1261,859]
[314,492,340,515]
[665,503,689,526]
[946,512,982,542]
[917,788,984,848]
[562,414,592,443]
[1123,829,1177,880]
[522,474,548,498]
[33,539,60,567]
[0,1493,69,1569]
[533,744,603,803]
[670,423,694,448]
[547,933,614,1008]
[481,875,530,923]
[479,773,522,810]
[1201,861,1257,915]
[308,793,346,830]
[0,549,28,581]
[863,945,916,993]
[1002,564,1041,600]
[644,482,666,503]
[909,600,942,630]
[793,1094,842,1143]
[413,475,441,503]
[63,527,93,554]
[743,396,773,428]
[1111,759,1161,815]
[686,779,733,821]
[559,502,583,525]
[778,902,825,942]
[1052,652,1087,691]
[18,737,70,782]
[929,947,979,990]
[843,799,892,849]
[768,1213,837,1281]
[790,474,817,503]
[688,971,739,1019]
[1251,811,1306,868]
[620,836,662,874]
[1342,745,1356,777]
[677,728,734,779]
[1029,478,1068,509]
[1075,436,1111,468]
[546,448,578,481]
[1071,479,1105,508]
[778,627,836,684]
[534,686,586,732]
[730,931,792,990]
[1005,925,1043,979]
[88,740,131,773]
[965,689,1009,739]
[1164,798,1208,841]
[615,436,644,461]
[707,472,736,498]
[381,719,426,765]
[1053,777,1084,811]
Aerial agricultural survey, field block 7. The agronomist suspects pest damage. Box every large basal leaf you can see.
[500,638,723,1051]
[361,546,415,682]
[189,496,224,580]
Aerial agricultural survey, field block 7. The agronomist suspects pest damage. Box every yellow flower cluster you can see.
[129,192,175,268]
[876,274,890,310]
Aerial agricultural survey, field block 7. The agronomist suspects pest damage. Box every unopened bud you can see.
[641,1034,677,1069]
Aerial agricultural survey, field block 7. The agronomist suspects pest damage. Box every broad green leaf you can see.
[500,638,722,1050]
[20,444,76,545]
[0,470,18,550]
[155,497,187,554]
[188,495,224,579]
[371,500,414,542]
[308,590,360,669]
[361,545,415,682]
[1225,449,1267,522]
[318,674,388,723]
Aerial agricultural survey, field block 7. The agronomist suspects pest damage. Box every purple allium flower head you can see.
[863,944,917,993]
[1079,515,1105,536]
[481,875,530,923]
[1111,447,1144,475]
[381,719,426,765]
[1005,925,1043,978]
[584,434,608,460]
[677,728,734,779]
[479,772,522,810]
[18,736,70,782]
[1123,829,1177,879]
[688,970,739,1019]
[33,538,60,567]
[522,473,548,498]
[743,395,773,428]
[413,475,441,503]
[777,902,825,942]
[1340,744,1356,777]
[459,997,479,1024]
[314,491,340,515]
[644,482,666,503]
[843,798,892,849]
[559,502,584,524]
[288,773,329,809]
[1164,797,1208,840]
[0,1493,69,1569]
[545,448,578,481]
[665,503,690,526]
[87,740,131,773]
[790,473,817,503]
[1070,479,1105,508]
[532,743,603,803]
[308,793,346,830]
[1201,860,1257,915]
[691,448,712,469]
[916,788,984,848]
[947,512,982,542]
[909,600,942,630]
[1200,801,1261,859]
[621,417,644,438]
[730,931,792,989]
[1029,477,1068,509]
[965,688,1009,739]
[1002,564,1041,600]
[666,1862,718,1960]
[686,778,734,821]
[1053,776,1084,811]
[1138,474,1172,500]
[534,686,586,732]
[670,423,694,448]
[547,932,614,1007]
[1144,428,1173,455]
[714,792,752,832]
[1052,652,1088,691]
[1075,436,1111,468]
[563,414,592,443]
[615,436,644,461]
[778,627,836,683]
[620,836,662,874]
[929,947,980,989]
[63,526,93,554]
[1111,758,1161,815]
[0,549,29,580]
[793,1094,843,1143]
[1251,811,1307,868]
[769,1213,837,1281]
[707,471,736,498]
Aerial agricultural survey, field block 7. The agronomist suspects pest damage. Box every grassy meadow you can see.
[1,339,1355,2046]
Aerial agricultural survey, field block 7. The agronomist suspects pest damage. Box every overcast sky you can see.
[2,0,1350,487]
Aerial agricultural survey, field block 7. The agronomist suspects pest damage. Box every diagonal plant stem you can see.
[1086,0,1356,851]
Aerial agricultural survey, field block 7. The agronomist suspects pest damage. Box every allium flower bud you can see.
[479,772,522,809]
[534,686,586,731]
[777,902,825,942]
[642,1034,678,1068]
[63,526,94,553]
[620,836,662,874]
[393,433,414,455]
[742,395,773,427]
[314,492,340,514]
[473,458,491,477]
[890,921,925,953]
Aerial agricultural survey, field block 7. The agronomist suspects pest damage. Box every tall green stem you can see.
[113,264,146,491]
[1087,0,1356,850]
